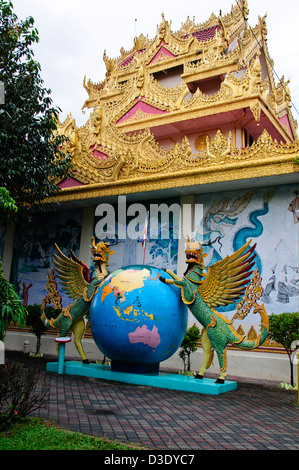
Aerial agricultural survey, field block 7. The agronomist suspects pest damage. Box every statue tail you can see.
[41,299,63,329]
[236,303,269,350]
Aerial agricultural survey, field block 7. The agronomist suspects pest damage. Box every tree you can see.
[0,187,17,225]
[0,1,72,218]
[268,312,299,387]
[179,324,200,372]
[26,303,60,355]
[0,186,27,341]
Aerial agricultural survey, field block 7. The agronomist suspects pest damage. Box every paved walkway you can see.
[6,351,299,450]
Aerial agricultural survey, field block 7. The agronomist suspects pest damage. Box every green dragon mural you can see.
[160,238,269,383]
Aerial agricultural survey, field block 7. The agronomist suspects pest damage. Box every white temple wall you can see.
[2,181,298,384]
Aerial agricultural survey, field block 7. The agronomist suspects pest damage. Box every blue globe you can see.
[89,265,188,372]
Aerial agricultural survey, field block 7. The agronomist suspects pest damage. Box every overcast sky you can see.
[11,0,299,127]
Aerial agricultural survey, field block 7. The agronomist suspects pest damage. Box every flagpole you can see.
[143,238,146,264]
[142,211,149,264]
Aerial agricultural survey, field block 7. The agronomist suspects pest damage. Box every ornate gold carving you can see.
[76,3,296,139]
[43,268,62,311]
[205,131,232,164]
[234,324,285,353]
[194,134,209,152]
[124,108,155,123]
[53,119,299,198]
[233,269,264,321]
[52,3,299,197]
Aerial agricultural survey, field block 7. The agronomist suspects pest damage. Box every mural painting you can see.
[10,209,83,306]
[93,197,180,275]
[195,183,299,333]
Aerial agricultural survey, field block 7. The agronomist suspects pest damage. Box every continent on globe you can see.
[111,268,151,291]
[101,268,151,304]
[128,324,161,349]
[112,302,154,322]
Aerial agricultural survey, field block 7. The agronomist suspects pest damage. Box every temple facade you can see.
[2,1,299,380]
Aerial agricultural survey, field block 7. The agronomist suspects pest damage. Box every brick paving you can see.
[6,351,299,450]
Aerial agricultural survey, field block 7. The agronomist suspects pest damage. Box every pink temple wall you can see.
[117,99,168,124]
[279,114,294,140]
[90,147,110,160]
[149,45,176,65]
[58,176,84,188]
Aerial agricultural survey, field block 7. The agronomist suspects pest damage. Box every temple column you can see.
[177,194,195,276]
[178,194,195,328]
[79,206,95,267]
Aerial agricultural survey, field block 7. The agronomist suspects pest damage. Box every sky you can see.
[10,0,299,127]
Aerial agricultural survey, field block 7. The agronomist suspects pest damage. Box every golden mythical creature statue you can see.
[160,238,269,383]
[41,237,114,363]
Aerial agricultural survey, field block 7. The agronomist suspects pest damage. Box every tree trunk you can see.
[36,335,41,355]
[187,352,191,371]
[288,351,294,387]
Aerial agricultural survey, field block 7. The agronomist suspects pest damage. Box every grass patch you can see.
[0,417,141,450]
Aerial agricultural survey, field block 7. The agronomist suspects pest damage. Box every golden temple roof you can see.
[54,0,299,202]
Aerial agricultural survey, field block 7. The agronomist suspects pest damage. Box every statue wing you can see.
[53,244,90,301]
[198,240,256,308]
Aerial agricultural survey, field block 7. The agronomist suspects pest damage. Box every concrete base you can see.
[4,330,290,383]
[46,360,237,395]
[111,360,160,374]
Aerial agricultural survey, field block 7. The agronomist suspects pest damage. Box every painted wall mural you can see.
[195,184,299,331]
[8,184,299,329]
[93,197,180,275]
[10,209,83,306]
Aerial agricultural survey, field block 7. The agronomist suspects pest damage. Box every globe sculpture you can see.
[89,265,188,373]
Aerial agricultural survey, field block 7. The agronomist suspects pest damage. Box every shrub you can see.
[268,312,299,387]
[26,303,61,354]
[0,361,49,430]
[179,324,200,371]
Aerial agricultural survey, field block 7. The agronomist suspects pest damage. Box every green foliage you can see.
[269,312,299,386]
[26,303,61,354]
[0,259,27,341]
[179,324,200,371]
[0,1,72,218]
[0,187,17,223]
[0,361,49,430]
[0,417,140,450]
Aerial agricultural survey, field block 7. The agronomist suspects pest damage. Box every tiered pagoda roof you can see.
[55,0,299,202]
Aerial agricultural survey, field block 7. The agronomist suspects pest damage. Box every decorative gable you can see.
[116,100,168,124]
[148,45,176,65]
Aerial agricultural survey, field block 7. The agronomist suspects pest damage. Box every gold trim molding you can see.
[53,129,299,202]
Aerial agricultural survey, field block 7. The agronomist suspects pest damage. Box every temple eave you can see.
[181,62,240,83]
[51,156,299,203]
[116,97,292,143]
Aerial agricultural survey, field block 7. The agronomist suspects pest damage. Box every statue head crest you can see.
[185,235,206,266]
[90,236,115,264]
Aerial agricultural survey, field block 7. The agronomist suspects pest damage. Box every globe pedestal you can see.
[45,361,237,395]
[111,360,159,374]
